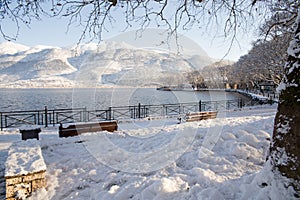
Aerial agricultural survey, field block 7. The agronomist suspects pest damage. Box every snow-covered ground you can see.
[0,105,297,199]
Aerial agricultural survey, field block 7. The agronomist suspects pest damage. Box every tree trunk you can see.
[270,12,300,194]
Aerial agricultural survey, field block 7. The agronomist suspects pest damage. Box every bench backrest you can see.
[186,111,218,122]
[186,111,217,117]
[59,121,118,138]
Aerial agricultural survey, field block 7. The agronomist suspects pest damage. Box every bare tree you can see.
[186,70,206,89]
[0,1,47,41]
[0,0,299,196]
[0,1,264,45]
[249,35,289,85]
[230,34,290,88]
[259,1,298,40]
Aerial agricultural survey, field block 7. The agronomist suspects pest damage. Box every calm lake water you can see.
[0,88,246,112]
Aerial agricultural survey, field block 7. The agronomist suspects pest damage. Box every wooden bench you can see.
[185,111,218,122]
[59,121,118,138]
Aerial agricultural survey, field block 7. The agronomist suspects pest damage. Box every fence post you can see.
[131,106,134,119]
[199,100,202,112]
[83,107,87,122]
[138,103,141,118]
[37,111,40,125]
[56,112,59,125]
[145,106,148,117]
[34,114,37,125]
[165,105,168,116]
[52,110,55,126]
[239,99,243,109]
[45,106,48,128]
[108,107,112,120]
[0,112,3,131]
[5,116,7,129]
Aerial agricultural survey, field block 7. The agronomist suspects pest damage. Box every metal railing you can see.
[0,98,271,130]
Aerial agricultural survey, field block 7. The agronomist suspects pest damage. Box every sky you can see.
[0,3,258,61]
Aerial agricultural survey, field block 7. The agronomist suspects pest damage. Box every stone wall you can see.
[5,141,47,200]
[5,170,46,200]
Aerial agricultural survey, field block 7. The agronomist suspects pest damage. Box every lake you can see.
[0,88,246,112]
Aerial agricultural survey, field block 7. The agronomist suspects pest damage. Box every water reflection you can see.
[0,88,245,112]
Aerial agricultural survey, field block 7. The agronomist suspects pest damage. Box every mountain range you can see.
[0,41,214,88]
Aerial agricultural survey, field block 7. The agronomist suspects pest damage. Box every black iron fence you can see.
[0,98,269,130]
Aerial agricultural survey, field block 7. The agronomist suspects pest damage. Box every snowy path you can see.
[2,105,295,199]
[34,106,276,199]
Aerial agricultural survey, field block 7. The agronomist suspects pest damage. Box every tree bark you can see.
[270,12,300,194]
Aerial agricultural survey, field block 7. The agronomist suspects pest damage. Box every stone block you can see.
[22,171,45,182]
[6,182,31,199]
[5,172,46,199]
[5,185,15,198]
[32,178,46,191]
[5,176,22,186]
[5,142,47,199]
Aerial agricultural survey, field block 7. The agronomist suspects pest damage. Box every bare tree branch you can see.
[0,0,265,54]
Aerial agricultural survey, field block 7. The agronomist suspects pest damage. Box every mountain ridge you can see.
[0,41,215,88]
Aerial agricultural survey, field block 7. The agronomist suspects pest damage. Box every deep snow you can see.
[0,105,297,199]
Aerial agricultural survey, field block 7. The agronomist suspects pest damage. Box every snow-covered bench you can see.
[59,121,118,138]
[5,141,47,200]
[185,111,218,122]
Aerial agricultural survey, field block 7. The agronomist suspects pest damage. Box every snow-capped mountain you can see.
[0,41,214,88]
[0,42,29,55]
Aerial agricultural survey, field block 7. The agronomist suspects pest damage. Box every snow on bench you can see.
[185,111,218,122]
[59,121,118,138]
[5,141,46,200]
